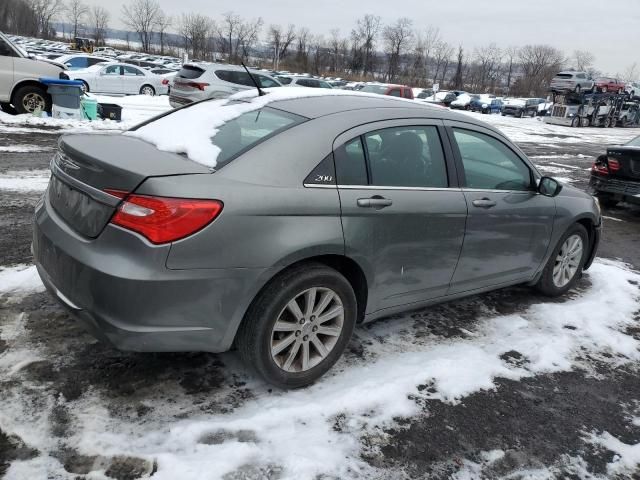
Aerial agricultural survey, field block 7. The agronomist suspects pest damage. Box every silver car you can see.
[549,71,595,93]
[276,75,333,89]
[71,62,169,96]
[169,63,282,107]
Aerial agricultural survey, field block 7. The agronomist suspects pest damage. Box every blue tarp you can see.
[39,77,84,87]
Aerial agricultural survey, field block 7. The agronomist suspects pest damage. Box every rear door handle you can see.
[357,196,393,209]
[472,198,497,208]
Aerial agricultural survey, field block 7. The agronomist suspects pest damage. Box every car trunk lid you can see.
[607,146,640,181]
[49,134,211,238]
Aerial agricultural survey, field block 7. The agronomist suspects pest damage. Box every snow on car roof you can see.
[125,88,413,168]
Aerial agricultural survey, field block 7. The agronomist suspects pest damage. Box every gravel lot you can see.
[1,109,640,480]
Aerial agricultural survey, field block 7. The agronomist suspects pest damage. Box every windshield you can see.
[359,84,389,94]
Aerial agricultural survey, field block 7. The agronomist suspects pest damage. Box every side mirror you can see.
[539,176,562,197]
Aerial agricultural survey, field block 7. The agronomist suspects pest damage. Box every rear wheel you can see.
[236,263,357,389]
[140,85,155,96]
[13,85,51,114]
[571,116,581,127]
[535,224,589,296]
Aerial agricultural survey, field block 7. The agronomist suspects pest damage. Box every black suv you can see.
[502,98,540,118]
[589,135,640,207]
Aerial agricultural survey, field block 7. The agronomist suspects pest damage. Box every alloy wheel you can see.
[141,86,154,96]
[552,234,583,288]
[270,287,344,373]
[22,92,45,113]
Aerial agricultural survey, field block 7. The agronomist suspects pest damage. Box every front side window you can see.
[364,126,448,188]
[453,129,532,191]
[103,65,121,75]
[0,38,17,57]
[277,76,292,85]
[211,107,305,168]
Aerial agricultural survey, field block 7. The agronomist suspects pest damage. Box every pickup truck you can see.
[0,31,67,114]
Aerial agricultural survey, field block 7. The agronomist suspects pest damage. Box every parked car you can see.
[0,30,67,114]
[470,95,502,114]
[625,82,639,96]
[535,98,553,116]
[170,63,282,107]
[589,135,640,207]
[55,53,111,70]
[93,47,118,57]
[33,91,601,388]
[549,71,594,93]
[415,91,456,106]
[616,102,640,127]
[358,83,414,99]
[276,76,333,88]
[501,98,540,118]
[594,77,626,94]
[415,89,434,99]
[72,63,169,96]
[450,93,473,110]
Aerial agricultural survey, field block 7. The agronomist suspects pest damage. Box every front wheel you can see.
[140,85,155,96]
[535,224,589,296]
[236,263,357,389]
[13,85,51,114]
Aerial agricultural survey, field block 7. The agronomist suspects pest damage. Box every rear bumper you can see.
[588,175,640,204]
[33,192,267,353]
[169,94,194,108]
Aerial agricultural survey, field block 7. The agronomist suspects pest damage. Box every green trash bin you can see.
[81,96,98,120]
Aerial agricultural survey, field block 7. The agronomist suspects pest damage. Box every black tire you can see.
[597,194,619,208]
[518,110,524,118]
[140,84,155,96]
[13,85,51,114]
[575,85,582,93]
[236,263,357,389]
[535,223,589,297]
[571,116,581,128]
[0,102,17,114]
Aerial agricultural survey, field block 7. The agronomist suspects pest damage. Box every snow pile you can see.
[588,431,640,475]
[0,145,53,153]
[0,170,50,192]
[0,265,44,296]
[125,88,387,168]
[2,260,638,479]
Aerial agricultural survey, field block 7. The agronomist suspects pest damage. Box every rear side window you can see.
[365,126,447,188]
[178,65,205,79]
[124,65,144,76]
[388,89,401,97]
[211,107,306,168]
[216,70,279,88]
[402,88,413,99]
[556,73,573,79]
[65,57,88,68]
[88,57,106,66]
[278,76,292,85]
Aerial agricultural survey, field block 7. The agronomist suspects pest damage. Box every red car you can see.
[594,77,626,94]
[358,83,414,99]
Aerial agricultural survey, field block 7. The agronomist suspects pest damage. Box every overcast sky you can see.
[80,0,639,74]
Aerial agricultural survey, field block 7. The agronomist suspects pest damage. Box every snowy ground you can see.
[1,100,640,479]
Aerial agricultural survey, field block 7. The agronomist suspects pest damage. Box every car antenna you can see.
[242,62,265,97]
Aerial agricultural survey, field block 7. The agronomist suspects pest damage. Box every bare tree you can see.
[422,25,440,81]
[154,11,172,55]
[504,46,519,93]
[451,45,464,89]
[91,6,109,46]
[269,23,295,68]
[623,63,638,82]
[217,12,241,61]
[121,0,161,53]
[296,27,310,69]
[432,40,453,85]
[66,0,88,39]
[516,44,565,96]
[474,43,502,91]
[179,12,213,61]
[382,17,413,82]
[355,14,381,76]
[0,0,39,36]
[28,0,64,38]
[572,50,595,71]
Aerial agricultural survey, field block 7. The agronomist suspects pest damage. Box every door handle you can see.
[472,198,497,208]
[357,196,393,209]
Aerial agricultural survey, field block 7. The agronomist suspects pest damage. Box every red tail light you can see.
[607,157,621,172]
[176,80,209,91]
[162,79,169,85]
[105,190,223,244]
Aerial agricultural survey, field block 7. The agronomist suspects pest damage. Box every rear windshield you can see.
[277,76,292,85]
[215,70,281,88]
[178,65,205,79]
[555,73,573,79]
[212,107,306,167]
[359,84,389,94]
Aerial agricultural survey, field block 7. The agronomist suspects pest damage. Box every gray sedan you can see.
[33,93,601,388]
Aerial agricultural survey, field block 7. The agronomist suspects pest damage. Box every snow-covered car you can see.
[416,91,456,106]
[55,54,111,70]
[71,63,169,96]
[93,47,118,57]
[470,95,502,114]
[450,93,473,110]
